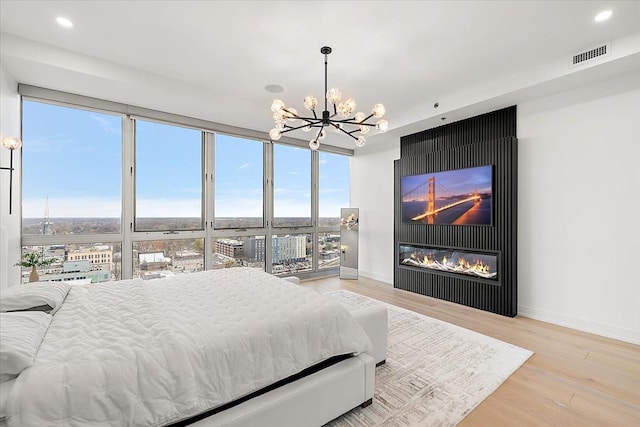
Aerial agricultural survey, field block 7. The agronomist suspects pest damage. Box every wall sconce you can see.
[1,136,22,214]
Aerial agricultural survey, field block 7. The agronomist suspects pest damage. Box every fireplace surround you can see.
[394,106,517,317]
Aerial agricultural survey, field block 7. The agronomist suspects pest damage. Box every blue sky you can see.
[22,100,349,219]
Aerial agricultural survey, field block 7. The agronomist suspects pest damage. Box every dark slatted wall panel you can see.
[394,106,518,317]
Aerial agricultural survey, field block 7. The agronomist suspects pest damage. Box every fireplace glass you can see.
[399,244,498,281]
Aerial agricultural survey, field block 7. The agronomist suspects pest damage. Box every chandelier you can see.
[268,46,388,150]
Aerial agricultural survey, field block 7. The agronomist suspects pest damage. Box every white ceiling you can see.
[1,1,639,151]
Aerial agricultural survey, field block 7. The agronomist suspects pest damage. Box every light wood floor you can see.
[302,275,640,427]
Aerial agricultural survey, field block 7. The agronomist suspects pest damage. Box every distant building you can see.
[42,260,110,283]
[139,252,171,271]
[68,245,113,272]
[273,235,306,264]
[243,235,307,264]
[244,236,265,262]
[215,239,244,258]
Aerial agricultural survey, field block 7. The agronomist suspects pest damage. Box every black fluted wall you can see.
[394,106,518,317]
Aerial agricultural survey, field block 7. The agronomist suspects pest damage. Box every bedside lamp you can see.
[1,136,22,214]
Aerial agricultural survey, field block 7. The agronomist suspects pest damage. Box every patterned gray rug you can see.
[324,290,533,427]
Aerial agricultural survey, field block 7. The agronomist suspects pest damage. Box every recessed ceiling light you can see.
[56,16,73,28]
[594,10,612,22]
[265,84,284,93]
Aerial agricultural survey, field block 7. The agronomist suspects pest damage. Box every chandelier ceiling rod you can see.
[269,46,388,150]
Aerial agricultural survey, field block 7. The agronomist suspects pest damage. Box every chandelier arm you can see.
[313,126,326,143]
[332,124,360,141]
[282,107,321,126]
[281,120,323,133]
[330,118,376,126]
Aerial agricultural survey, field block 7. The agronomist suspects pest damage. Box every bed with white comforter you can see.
[4,268,372,426]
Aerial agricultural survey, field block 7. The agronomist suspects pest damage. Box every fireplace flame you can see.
[403,251,495,279]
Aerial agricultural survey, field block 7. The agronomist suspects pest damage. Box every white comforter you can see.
[5,268,371,426]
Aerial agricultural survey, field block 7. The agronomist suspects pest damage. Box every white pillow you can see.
[0,312,52,382]
[0,282,71,315]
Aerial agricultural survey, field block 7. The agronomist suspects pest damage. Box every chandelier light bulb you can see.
[356,135,366,147]
[271,99,285,113]
[372,103,386,118]
[354,112,366,123]
[309,140,320,150]
[326,88,342,105]
[376,119,389,133]
[273,110,285,121]
[303,95,318,111]
[344,98,356,114]
[359,125,370,135]
[2,136,22,150]
[269,128,282,141]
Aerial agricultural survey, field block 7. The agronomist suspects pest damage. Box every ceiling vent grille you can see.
[570,42,611,68]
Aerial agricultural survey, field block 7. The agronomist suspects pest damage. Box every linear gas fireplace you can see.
[399,244,499,283]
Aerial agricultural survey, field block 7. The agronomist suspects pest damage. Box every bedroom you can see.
[1,1,639,426]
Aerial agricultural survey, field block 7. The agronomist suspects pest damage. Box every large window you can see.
[135,120,202,231]
[214,134,264,228]
[20,91,351,281]
[273,144,311,227]
[21,100,122,234]
[319,151,350,226]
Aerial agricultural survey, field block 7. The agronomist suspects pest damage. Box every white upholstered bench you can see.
[282,276,388,366]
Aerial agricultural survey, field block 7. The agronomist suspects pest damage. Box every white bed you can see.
[0,268,386,427]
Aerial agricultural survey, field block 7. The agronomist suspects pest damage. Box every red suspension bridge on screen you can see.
[403,177,480,222]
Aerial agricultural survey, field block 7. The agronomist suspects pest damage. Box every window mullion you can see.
[311,149,319,272]
[265,141,274,274]
[121,116,135,280]
[204,132,215,270]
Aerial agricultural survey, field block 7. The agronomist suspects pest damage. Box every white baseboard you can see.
[518,304,640,345]
[359,270,393,286]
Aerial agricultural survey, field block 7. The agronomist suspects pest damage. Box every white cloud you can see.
[90,115,121,136]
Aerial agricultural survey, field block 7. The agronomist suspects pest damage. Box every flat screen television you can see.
[401,165,492,225]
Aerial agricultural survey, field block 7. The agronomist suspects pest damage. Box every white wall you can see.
[517,72,640,344]
[352,72,640,344]
[0,64,22,289]
[351,141,399,285]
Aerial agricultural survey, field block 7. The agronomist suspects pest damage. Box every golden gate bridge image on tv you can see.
[401,166,492,225]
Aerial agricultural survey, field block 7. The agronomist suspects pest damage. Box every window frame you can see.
[18,85,352,281]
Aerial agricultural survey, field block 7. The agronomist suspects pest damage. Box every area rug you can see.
[324,290,533,427]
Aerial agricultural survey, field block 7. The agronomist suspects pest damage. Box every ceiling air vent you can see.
[569,42,611,68]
